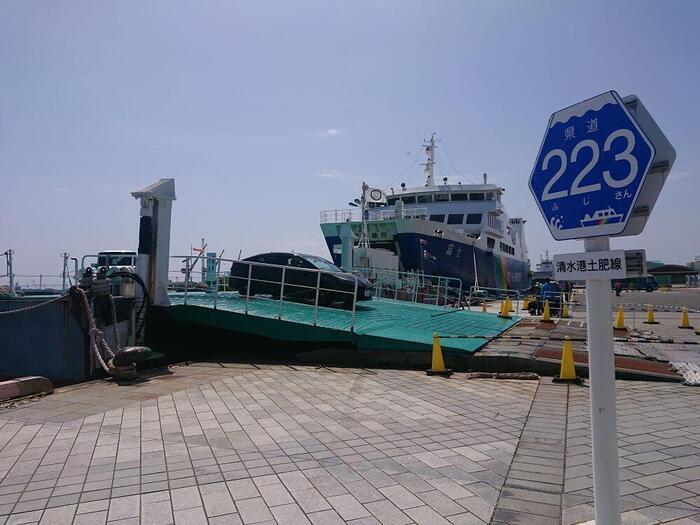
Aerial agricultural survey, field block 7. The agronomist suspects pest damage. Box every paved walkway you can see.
[0,364,698,524]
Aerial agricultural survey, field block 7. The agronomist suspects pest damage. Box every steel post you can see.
[278,267,286,319]
[350,277,358,332]
[245,264,252,314]
[313,272,321,326]
[213,259,221,310]
[584,236,621,525]
[183,258,189,305]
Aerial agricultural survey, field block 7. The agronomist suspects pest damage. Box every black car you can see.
[230,252,372,306]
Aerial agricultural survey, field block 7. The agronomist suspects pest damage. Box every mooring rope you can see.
[74,287,115,373]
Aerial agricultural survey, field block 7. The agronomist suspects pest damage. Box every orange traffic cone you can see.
[542,300,553,322]
[614,305,626,330]
[679,307,694,329]
[553,336,582,384]
[426,333,453,377]
[643,304,659,324]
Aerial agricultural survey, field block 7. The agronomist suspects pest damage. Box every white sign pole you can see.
[584,236,621,525]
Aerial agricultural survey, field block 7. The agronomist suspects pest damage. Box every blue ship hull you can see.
[323,233,530,291]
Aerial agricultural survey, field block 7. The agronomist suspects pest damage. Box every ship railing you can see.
[353,267,462,308]
[169,256,362,332]
[319,207,429,224]
[3,275,67,290]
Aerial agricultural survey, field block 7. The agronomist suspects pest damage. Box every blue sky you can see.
[1,0,699,278]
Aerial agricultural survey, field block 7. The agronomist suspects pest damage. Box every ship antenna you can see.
[422,133,436,187]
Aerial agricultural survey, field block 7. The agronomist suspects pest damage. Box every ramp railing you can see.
[169,255,363,331]
[353,268,463,308]
[467,285,522,312]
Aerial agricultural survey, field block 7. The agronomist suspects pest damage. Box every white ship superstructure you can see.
[320,135,531,290]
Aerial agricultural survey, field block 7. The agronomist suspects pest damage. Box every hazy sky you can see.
[2,1,699,280]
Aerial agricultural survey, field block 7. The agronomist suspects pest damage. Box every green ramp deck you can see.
[165,292,518,355]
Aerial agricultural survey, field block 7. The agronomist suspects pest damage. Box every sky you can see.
[1,0,699,281]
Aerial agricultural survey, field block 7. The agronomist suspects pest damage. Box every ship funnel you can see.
[483,173,488,184]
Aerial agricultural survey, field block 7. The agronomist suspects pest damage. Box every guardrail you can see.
[353,267,462,307]
[170,256,362,331]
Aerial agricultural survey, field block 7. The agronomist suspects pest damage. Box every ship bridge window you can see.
[417,194,433,203]
[469,193,485,201]
[466,213,482,224]
[487,237,496,249]
[429,214,445,223]
[486,192,494,201]
[387,197,399,206]
[451,193,469,201]
[499,242,515,255]
[401,196,416,204]
[447,213,464,224]
[434,193,450,202]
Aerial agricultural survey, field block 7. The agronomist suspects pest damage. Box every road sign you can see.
[530,91,675,525]
[529,91,656,240]
[554,250,626,281]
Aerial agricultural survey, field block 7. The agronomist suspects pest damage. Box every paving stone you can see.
[378,485,423,510]
[141,499,174,525]
[72,510,108,525]
[235,497,273,524]
[364,499,411,525]
[37,503,76,524]
[307,509,345,524]
[172,506,207,525]
[269,502,311,524]
[170,487,202,511]
[326,494,370,521]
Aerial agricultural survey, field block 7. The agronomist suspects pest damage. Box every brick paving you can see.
[0,364,698,524]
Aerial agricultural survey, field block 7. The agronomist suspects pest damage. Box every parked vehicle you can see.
[611,275,658,292]
[230,252,372,306]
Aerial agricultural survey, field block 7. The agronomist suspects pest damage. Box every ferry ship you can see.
[319,135,531,291]
[580,207,624,227]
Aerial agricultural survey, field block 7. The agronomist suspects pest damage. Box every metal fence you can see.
[353,267,462,307]
[170,255,362,331]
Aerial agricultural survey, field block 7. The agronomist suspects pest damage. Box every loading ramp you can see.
[164,292,519,354]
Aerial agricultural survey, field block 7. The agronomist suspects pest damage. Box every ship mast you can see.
[422,133,436,187]
[357,182,370,248]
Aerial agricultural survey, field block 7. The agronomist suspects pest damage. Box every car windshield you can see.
[302,255,342,273]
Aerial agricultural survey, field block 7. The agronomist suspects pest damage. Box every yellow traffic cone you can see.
[498,299,511,319]
[570,290,577,303]
[426,333,453,377]
[643,304,659,324]
[507,297,514,312]
[522,296,530,310]
[553,336,582,384]
[542,299,552,322]
[560,301,570,319]
[481,300,487,313]
[614,305,626,330]
[679,307,693,329]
